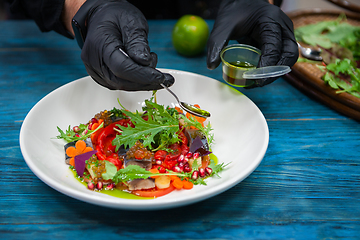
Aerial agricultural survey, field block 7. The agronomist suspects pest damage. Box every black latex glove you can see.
[207,0,299,88]
[79,0,174,91]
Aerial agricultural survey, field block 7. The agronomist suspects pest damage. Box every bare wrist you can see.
[62,0,87,36]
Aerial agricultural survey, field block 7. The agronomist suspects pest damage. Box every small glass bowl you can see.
[220,44,261,87]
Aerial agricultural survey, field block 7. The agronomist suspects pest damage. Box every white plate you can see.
[20,69,269,210]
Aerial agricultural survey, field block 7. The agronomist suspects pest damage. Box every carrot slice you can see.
[172,178,184,189]
[69,157,75,167]
[84,147,93,153]
[175,106,183,114]
[66,140,94,167]
[91,122,99,131]
[169,175,179,181]
[75,140,87,152]
[66,146,77,157]
[182,179,194,189]
[149,168,160,178]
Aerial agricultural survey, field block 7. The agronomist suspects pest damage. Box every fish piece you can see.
[124,158,152,171]
[128,178,155,190]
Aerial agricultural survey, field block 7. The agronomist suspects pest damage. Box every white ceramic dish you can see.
[19,69,269,210]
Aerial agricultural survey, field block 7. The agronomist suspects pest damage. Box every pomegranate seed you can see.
[91,118,98,124]
[87,182,95,190]
[199,168,206,177]
[178,162,185,168]
[172,166,182,173]
[183,164,191,173]
[96,181,103,190]
[75,134,80,137]
[193,152,200,159]
[191,171,199,180]
[205,167,213,175]
[157,166,166,173]
[88,123,93,130]
[73,126,80,133]
[81,129,88,136]
[186,152,193,158]
[106,183,115,190]
[177,154,185,163]
[155,160,162,165]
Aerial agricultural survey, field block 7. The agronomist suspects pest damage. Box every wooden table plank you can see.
[1,20,360,239]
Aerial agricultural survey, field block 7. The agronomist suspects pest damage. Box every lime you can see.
[172,15,209,57]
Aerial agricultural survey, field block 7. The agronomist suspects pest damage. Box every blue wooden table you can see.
[1,20,360,239]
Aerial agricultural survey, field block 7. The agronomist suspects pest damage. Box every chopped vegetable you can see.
[74,150,97,177]
[155,175,171,189]
[65,140,94,167]
[295,14,360,98]
[56,97,227,199]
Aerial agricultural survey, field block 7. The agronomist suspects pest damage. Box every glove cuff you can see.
[72,0,99,49]
[273,0,283,7]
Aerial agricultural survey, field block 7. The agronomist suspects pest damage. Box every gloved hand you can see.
[75,0,174,91]
[207,0,299,88]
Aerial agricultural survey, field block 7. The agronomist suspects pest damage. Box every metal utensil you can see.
[297,42,322,61]
[160,83,211,118]
[118,48,210,118]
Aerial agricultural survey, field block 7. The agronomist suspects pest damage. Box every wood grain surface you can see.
[1,20,360,240]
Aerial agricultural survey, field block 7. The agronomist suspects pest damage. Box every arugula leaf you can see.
[295,15,360,98]
[112,98,214,152]
[110,162,228,186]
[295,15,360,52]
[56,122,103,143]
[112,165,152,184]
[112,99,181,151]
[183,116,214,146]
[322,58,360,96]
[111,165,185,184]
[208,160,229,178]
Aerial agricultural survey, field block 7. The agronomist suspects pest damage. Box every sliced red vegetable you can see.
[132,185,176,198]
[74,150,97,177]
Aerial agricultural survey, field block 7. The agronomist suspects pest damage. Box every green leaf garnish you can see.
[56,122,104,143]
[102,161,118,180]
[112,98,214,152]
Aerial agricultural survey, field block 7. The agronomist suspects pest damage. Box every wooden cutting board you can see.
[285,9,360,121]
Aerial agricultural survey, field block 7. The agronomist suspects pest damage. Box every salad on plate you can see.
[56,97,226,199]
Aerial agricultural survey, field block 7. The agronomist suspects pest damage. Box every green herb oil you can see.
[229,61,255,68]
[70,168,152,200]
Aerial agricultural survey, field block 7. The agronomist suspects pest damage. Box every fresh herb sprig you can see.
[180,114,214,146]
[104,160,228,186]
[56,122,103,143]
[321,58,360,98]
